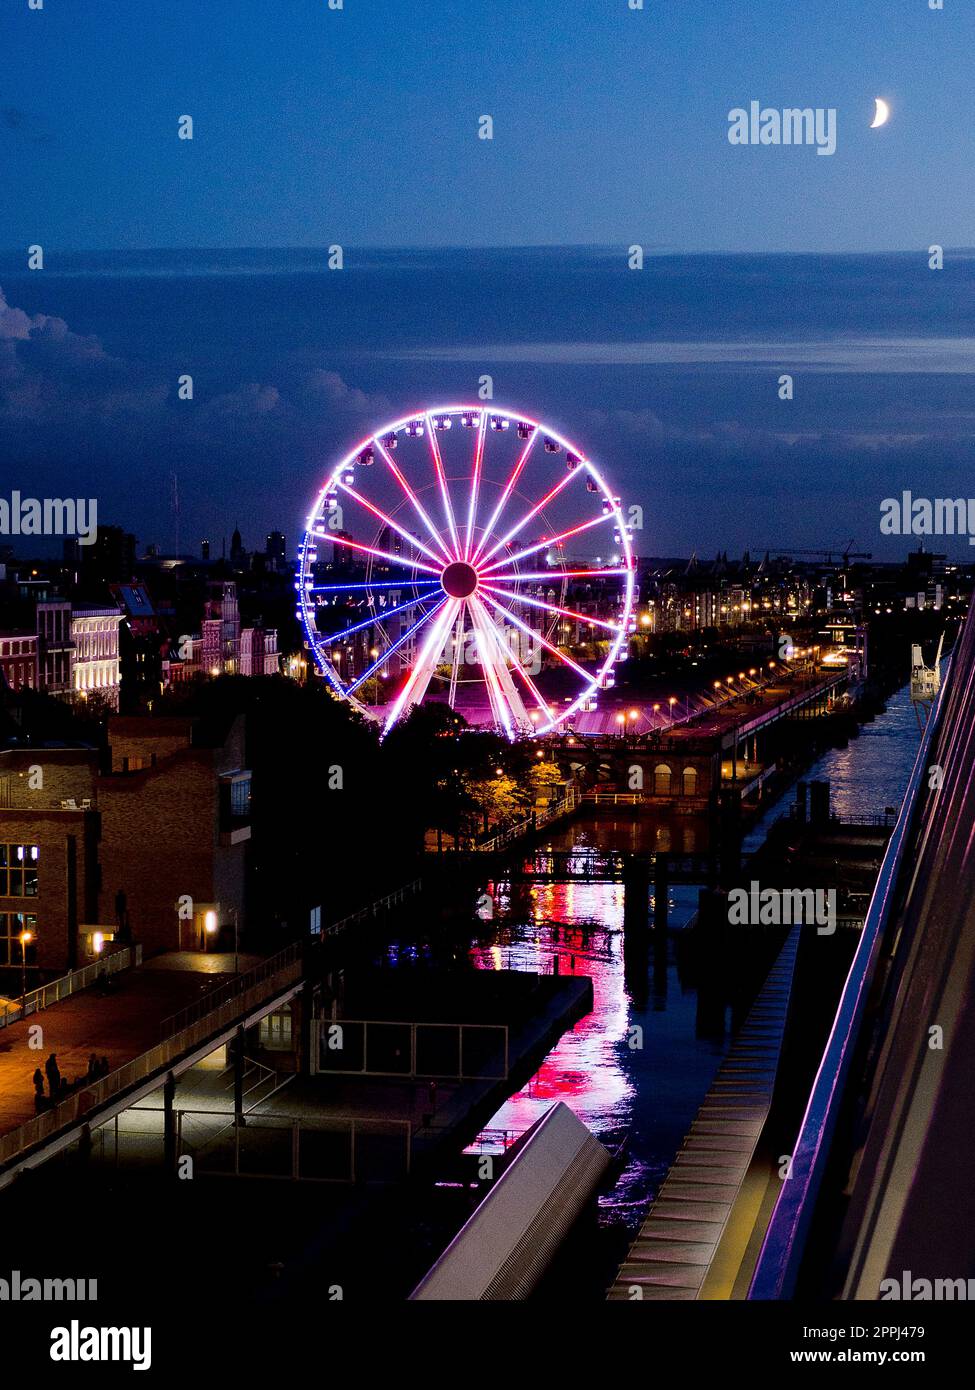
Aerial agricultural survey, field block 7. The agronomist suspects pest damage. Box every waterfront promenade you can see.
[0,954,256,1137]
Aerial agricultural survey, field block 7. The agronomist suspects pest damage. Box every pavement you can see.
[0,954,256,1137]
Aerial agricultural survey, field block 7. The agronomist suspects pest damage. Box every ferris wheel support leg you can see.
[470,596,532,736]
[382,599,459,736]
[447,610,465,710]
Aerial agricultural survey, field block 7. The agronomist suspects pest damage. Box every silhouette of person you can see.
[44,1053,61,1096]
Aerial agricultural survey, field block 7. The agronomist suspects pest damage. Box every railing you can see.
[159,939,304,1039]
[314,1019,509,1080]
[0,944,141,1030]
[321,877,423,938]
[580,791,643,806]
[459,790,580,854]
[0,946,305,1173]
[747,655,949,1299]
[0,880,431,1175]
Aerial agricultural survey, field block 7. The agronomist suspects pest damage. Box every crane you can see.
[765,540,872,565]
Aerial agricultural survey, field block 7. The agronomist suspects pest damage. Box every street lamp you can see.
[204,909,217,954]
[669,696,677,724]
[19,930,33,1006]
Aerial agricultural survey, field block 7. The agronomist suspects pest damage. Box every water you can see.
[464,680,923,1251]
[742,677,925,856]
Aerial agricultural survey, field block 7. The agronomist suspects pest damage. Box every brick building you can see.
[0,716,250,977]
[0,633,38,692]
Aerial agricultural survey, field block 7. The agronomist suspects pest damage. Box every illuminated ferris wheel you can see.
[296,405,637,738]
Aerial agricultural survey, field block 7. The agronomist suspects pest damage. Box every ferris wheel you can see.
[296,405,637,738]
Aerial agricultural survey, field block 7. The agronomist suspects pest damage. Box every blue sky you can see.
[4,0,972,253]
[2,3,973,561]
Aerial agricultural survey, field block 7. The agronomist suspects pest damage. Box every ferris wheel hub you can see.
[441,560,479,599]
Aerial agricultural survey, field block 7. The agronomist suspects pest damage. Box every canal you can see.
[458,678,927,1292]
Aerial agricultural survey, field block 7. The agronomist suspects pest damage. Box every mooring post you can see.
[654,855,669,933]
[623,854,652,934]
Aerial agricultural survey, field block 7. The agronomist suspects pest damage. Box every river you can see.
[463,679,925,1278]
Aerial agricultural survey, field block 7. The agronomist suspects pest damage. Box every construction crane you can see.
[764,540,872,565]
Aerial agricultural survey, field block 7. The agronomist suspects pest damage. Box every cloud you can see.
[380,337,975,373]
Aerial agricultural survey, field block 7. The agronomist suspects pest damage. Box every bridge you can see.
[495,848,718,886]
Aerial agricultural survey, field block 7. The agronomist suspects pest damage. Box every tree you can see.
[466,774,527,835]
[527,761,563,804]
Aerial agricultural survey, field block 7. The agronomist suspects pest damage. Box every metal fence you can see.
[0,948,303,1173]
[321,877,423,938]
[159,939,303,1039]
[747,656,948,1299]
[314,1018,510,1080]
[472,790,580,854]
[0,944,140,1030]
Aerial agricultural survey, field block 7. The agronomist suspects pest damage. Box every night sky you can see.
[2,1,972,559]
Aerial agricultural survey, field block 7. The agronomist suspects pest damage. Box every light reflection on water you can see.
[467,681,921,1232]
[468,881,726,1229]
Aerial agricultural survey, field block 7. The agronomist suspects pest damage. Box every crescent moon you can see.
[870,98,890,129]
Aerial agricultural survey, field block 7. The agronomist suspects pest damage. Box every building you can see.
[240,624,280,677]
[98,716,250,957]
[71,607,123,709]
[202,581,241,674]
[36,600,74,697]
[0,633,38,692]
[0,749,99,975]
[0,715,251,973]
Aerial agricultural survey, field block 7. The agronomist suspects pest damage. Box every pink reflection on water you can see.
[467,881,634,1151]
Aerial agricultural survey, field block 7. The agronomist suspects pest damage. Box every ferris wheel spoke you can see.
[481,512,614,576]
[480,591,593,684]
[479,582,623,634]
[337,481,447,567]
[310,579,441,593]
[447,609,465,709]
[463,411,488,561]
[426,415,462,557]
[470,427,538,566]
[382,598,460,734]
[326,532,442,575]
[348,597,449,698]
[374,437,453,562]
[320,592,440,647]
[476,467,582,567]
[468,597,523,737]
[478,566,631,583]
[469,594,535,733]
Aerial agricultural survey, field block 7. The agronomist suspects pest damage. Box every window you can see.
[653,764,672,796]
[259,1007,293,1050]
[0,912,37,967]
[0,844,39,897]
[230,775,251,819]
[682,767,699,797]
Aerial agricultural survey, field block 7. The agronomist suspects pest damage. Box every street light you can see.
[204,909,217,953]
[668,696,677,724]
[19,930,33,1006]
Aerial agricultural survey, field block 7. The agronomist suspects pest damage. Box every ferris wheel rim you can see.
[297,404,636,736]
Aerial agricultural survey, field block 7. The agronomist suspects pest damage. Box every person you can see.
[99,1056,110,1078]
[87,1053,98,1083]
[44,1053,61,1097]
[32,1067,44,1097]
